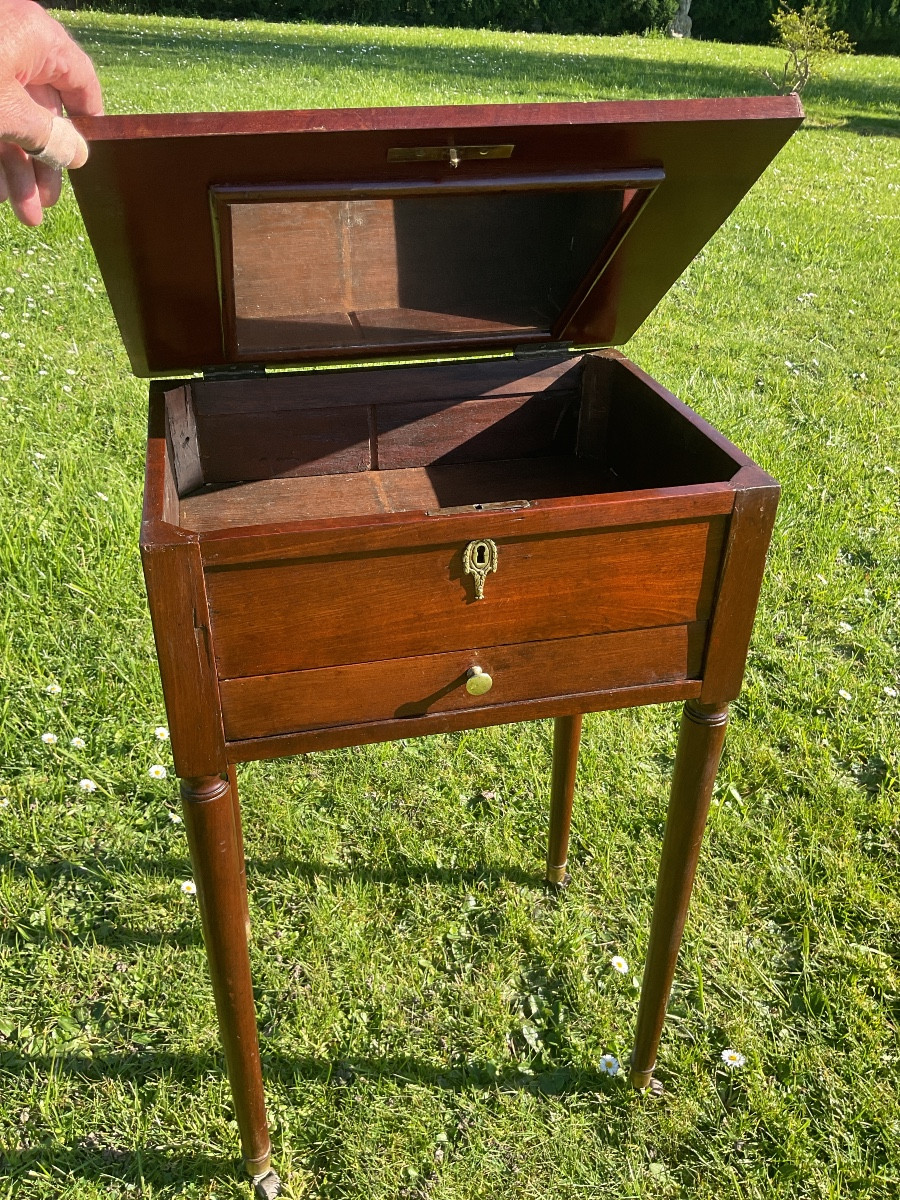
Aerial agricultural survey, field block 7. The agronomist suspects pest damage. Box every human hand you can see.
[0,0,103,225]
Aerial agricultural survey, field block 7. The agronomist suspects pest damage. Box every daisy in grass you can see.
[71,737,86,750]
[45,683,62,695]
[168,811,182,824]
[610,955,629,975]
[721,1048,746,1069]
[598,1053,620,1076]
[79,779,97,793]
[148,765,167,780]
[41,732,57,745]
[154,726,169,741]
[180,880,196,896]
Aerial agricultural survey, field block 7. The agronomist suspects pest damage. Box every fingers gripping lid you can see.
[32,116,89,170]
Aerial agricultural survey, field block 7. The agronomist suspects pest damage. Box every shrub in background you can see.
[691,0,898,53]
[764,2,854,92]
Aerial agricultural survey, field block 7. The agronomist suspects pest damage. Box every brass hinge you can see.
[387,144,514,167]
[513,342,575,360]
[201,364,267,382]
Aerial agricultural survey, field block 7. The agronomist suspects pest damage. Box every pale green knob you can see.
[465,666,493,696]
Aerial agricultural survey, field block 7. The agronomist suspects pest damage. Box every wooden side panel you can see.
[700,473,780,704]
[165,385,204,496]
[205,516,726,677]
[375,391,578,469]
[190,355,584,415]
[141,536,227,777]
[195,405,371,483]
[220,623,706,740]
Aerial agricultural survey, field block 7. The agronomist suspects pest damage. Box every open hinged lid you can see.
[70,96,802,378]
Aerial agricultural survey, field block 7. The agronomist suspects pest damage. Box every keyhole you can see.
[475,545,487,567]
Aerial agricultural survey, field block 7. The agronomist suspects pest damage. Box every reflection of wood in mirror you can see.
[227,189,627,355]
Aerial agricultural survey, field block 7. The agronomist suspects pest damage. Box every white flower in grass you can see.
[96,491,108,502]
[70,736,86,750]
[79,779,97,793]
[168,811,182,824]
[721,1048,746,1069]
[154,726,169,741]
[837,622,852,633]
[838,689,853,701]
[41,732,58,745]
[148,764,167,780]
[610,955,629,975]
[598,1053,620,1076]
[180,879,196,895]
[885,687,898,699]
[0,797,9,809]
[45,683,62,695]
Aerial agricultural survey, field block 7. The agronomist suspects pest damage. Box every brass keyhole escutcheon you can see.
[463,538,498,601]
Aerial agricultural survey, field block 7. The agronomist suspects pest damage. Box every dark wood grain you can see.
[141,405,226,776]
[546,715,582,885]
[375,392,578,470]
[630,701,728,1089]
[180,774,271,1174]
[195,405,372,483]
[205,517,726,677]
[180,457,614,531]
[70,97,802,375]
[195,482,736,563]
[225,678,703,761]
[191,354,584,415]
[165,385,204,496]
[699,468,780,704]
[218,623,706,739]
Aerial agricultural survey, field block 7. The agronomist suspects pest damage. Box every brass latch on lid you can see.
[387,144,514,167]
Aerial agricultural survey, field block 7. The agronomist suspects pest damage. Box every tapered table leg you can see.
[227,764,252,940]
[180,774,273,1179]
[630,701,729,1089]
[546,714,582,886]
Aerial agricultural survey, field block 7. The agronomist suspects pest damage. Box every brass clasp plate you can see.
[463,539,498,601]
[387,144,514,166]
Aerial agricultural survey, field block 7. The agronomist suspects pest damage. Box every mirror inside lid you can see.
[69,96,803,377]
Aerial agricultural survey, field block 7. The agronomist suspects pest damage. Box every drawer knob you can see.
[466,665,493,696]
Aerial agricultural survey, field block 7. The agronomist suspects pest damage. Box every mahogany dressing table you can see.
[70,95,803,1197]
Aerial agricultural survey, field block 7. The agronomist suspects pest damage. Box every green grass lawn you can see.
[1,12,898,1199]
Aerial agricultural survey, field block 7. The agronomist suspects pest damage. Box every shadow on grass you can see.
[0,848,545,951]
[0,1043,629,1186]
[0,1140,238,1190]
[2,1042,621,1094]
[65,19,900,116]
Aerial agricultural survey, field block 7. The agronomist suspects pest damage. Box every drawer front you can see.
[220,623,706,740]
[206,517,725,678]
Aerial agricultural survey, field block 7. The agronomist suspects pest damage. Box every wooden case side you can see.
[699,467,779,705]
[142,389,228,777]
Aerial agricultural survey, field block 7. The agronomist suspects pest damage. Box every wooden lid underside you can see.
[70,97,802,377]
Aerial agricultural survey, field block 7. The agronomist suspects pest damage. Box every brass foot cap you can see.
[630,1071,664,1096]
[252,1168,282,1199]
[545,866,571,889]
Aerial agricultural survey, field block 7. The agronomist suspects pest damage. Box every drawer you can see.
[206,517,726,678]
[219,623,707,740]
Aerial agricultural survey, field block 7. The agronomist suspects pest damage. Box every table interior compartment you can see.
[169,352,741,533]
